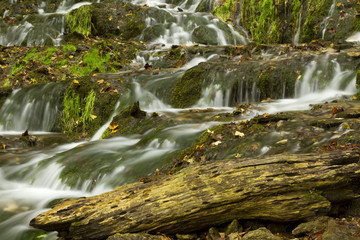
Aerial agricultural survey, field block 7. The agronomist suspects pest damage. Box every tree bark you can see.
[30,150,360,240]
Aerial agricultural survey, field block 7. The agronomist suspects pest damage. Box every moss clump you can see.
[66,5,94,36]
[39,47,58,65]
[240,0,281,44]
[171,65,207,108]
[62,87,82,134]
[212,0,235,22]
[62,44,77,54]
[301,0,334,42]
[70,47,111,76]
[10,62,24,75]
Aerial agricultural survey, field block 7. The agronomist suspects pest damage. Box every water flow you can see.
[136,0,247,46]
[1,0,95,46]
[320,0,336,40]
[0,83,62,133]
[293,11,302,44]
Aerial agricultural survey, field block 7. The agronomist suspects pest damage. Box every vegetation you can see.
[66,5,94,36]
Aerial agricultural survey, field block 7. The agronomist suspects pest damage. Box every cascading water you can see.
[0,0,96,46]
[0,1,358,240]
[320,0,336,40]
[0,83,63,133]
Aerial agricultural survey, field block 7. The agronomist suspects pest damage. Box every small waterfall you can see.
[136,0,247,46]
[295,56,354,98]
[0,0,95,46]
[320,0,336,40]
[293,12,302,44]
[0,83,62,132]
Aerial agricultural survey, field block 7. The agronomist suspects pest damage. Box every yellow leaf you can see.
[337,2,342,7]
[97,79,104,84]
[106,82,110,86]
[111,129,118,134]
[91,115,97,120]
[109,123,119,130]
[25,9,29,12]
[108,15,113,21]
[69,55,74,59]
[73,80,79,84]
[297,75,302,80]
[352,96,357,100]
[263,113,270,118]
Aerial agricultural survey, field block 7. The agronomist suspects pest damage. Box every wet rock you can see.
[208,227,220,239]
[322,218,360,240]
[292,216,331,236]
[225,219,242,235]
[175,233,197,240]
[192,26,218,45]
[242,227,281,240]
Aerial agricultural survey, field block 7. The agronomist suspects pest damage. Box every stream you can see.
[0,0,358,239]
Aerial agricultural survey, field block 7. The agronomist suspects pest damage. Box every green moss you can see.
[171,65,207,108]
[82,89,96,130]
[301,0,333,42]
[24,48,40,63]
[241,0,280,43]
[70,47,111,76]
[62,87,81,134]
[39,47,58,65]
[10,62,24,75]
[212,0,234,22]
[62,44,77,54]
[66,5,93,36]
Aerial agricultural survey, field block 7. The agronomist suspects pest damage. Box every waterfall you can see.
[293,12,302,44]
[0,83,62,133]
[320,0,336,40]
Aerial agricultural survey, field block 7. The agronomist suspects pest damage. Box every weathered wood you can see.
[30,150,360,240]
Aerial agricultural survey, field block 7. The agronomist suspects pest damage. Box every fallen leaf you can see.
[90,115,97,120]
[109,123,118,130]
[73,80,79,84]
[211,141,222,146]
[97,79,104,84]
[108,15,113,21]
[106,82,110,87]
[235,131,245,137]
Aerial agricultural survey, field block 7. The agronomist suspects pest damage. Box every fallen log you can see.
[30,150,360,240]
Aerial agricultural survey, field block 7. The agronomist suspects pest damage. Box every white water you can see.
[1,0,96,46]
[0,83,62,132]
[293,11,302,44]
[0,1,358,240]
[320,0,336,40]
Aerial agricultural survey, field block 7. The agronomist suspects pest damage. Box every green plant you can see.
[10,62,24,75]
[82,89,95,130]
[39,47,58,65]
[62,44,77,54]
[62,88,81,133]
[66,5,93,36]
[70,47,111,76]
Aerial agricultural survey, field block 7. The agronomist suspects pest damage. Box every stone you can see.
[242,227,281,240]
[208,227,220,240]
[175,234,197,240]
[292,216,330,236]
[225,219,242,235]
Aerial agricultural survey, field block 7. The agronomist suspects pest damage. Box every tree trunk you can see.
[30,150,360,240]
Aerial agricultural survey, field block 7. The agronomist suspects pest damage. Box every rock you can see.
[292,216,331,236]
[208,227,220,239]
[175,233,197,240]
[192,26,218,45]
[225,219,242,235]
[227,232,241,240]
[242,227,281,240]
[107,233,164,240]
[322,218,360,240]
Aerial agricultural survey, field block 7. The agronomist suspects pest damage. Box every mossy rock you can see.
[192,26,219,45]
[171,65,207,108]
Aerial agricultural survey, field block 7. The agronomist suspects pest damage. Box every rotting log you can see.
[30,150,360,240]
